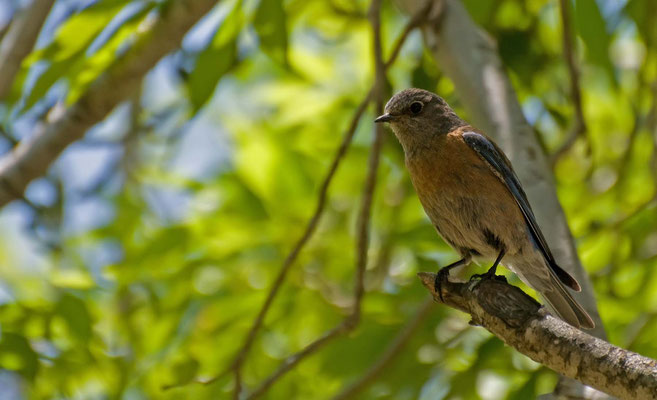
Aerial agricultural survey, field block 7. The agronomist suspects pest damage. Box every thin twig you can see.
[648,80,657,177]
[384,0,434,70]
[245,67,386,400]
[352,0,386,320]
[626,312,657,350]
[236,0,392,398]
[616,104,642,182]
[244,323,346,399]
[226,90,372,397]
[331,298,433,400]
[223,3,432,396]
[550,0,588,168]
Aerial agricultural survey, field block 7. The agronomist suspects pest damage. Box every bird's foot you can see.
[434,267,451,303]
[469,270,507,284]
[433,258,468,303]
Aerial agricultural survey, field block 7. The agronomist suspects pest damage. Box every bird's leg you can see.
[435,258,468,302]
[470,249,507,282]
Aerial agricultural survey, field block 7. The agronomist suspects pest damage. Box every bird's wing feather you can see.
[462,131,580,291]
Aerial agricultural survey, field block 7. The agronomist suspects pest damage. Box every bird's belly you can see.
[415,184,528,259]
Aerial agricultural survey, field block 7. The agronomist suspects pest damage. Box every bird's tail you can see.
[539,272,595,329]
[513,261,595,329]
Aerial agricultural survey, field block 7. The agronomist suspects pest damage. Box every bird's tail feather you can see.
[540,273,595,330]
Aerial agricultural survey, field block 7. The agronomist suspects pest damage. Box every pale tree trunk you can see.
[396,0,610,397]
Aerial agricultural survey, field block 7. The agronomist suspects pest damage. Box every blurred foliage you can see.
[0,0,655,399]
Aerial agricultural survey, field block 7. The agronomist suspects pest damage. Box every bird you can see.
[374,88,594,329]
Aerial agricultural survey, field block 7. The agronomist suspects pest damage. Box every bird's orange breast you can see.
[404,128,527,257]
[406,130,507,197]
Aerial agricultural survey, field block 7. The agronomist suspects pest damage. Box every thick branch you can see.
[0,0,217,206]
[0,0,55,101]
[419,272,657,400]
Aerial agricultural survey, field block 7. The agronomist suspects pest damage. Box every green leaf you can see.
[574,0,615,84]
[170,358,199,386]
[461,0,495,26]
[37,0,128,62]
[625,0,657,45]
[254,0,288,66]
[508,371,538,400]
[187,1,244,112]
[16,0,128,110]
[23,59,75,109]
[411,63,439,92]
[66,2,156,104]
[56,293,93,343]
[0,332,39,381]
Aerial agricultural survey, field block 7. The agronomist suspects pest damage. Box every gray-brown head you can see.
[375,88,466,153]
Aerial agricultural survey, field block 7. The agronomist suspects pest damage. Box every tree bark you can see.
[419,272,657,400]
[0,0,217,206]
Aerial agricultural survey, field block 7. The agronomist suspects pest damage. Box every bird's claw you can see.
[434,267,451,303]
[469,271,507,283]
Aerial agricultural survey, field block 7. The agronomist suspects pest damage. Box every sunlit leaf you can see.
[66,2,157,104]
[55,293,92,343]
[0,332,39,381]
[574,0,615,84]
[16,0,127,110]
[625,0,657,45]
[253,0,288,66]
[187,0,243,112]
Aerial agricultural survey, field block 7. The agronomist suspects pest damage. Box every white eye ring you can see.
[410,101,423,114]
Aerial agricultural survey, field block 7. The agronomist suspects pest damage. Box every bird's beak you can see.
[374,113,394,123]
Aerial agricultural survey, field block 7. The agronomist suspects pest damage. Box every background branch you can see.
[331,298,433,400]
[0,0,55,101]
[235,1,390,397]
[227,91,372,397]
[224,3,432,396]
[418,272,657,400]
[0,0,217,207]
[549,0,589,167]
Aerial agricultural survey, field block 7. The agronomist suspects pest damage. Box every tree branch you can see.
[0,0,55,101]
[418,272,657,400]
[232,1,392,398]
[225,88,372,397]
[331,298,433,400]
[549,0,588,168]
[0,0,218,207]
[220,3,433,396]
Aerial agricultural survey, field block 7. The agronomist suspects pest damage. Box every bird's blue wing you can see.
[462,131,580,291]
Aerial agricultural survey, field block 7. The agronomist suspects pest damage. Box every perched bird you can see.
[375,88,594,329]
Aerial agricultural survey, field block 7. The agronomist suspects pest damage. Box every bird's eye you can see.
[410,101,423,114]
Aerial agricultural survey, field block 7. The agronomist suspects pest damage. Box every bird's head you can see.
[375,88,465,152]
